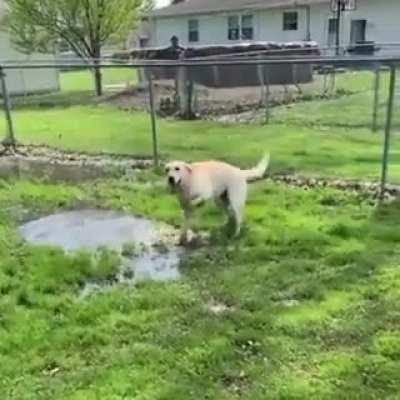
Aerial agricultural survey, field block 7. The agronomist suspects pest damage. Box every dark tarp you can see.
[113,41,320,87]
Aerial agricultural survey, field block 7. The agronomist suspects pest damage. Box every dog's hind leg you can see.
[215,189,229,209]
[226,181,247,237]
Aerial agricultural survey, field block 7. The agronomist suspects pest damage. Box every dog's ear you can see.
[184,164,192,174]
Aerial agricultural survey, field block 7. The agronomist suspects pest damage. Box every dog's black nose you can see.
[168,177,175,185]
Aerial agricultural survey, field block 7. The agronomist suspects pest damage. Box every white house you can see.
[0,1,59,96]
[127,19,152,49]
[148,0,400,51]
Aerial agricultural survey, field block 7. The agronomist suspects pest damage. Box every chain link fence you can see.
[0,55,399,194]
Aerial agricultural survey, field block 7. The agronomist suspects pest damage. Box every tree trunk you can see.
[92,43,103,96]
[177,67,195,120]
[184,80,195,120]
[93,64,103,96]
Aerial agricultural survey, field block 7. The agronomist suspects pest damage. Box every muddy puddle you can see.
[19,209,182,294]
[0,157,119,182]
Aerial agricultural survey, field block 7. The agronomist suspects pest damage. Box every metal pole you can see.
[322,67,328,95]
[330,67,336,97]
[147,73,159,168]
[186,79,194,119]
[0,68,16,148]
[380,65,396,200]
[372,68,381,132]
[257,64,270,124]
[335,0,342,56]
[4,55,400,69]
[265,82,271,124]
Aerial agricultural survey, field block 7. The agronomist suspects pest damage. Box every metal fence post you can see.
[0,68,16,149]
[372,67,381,132]
[330,67,336,97]
[257,64,270,124]
[265,81,271,124]
[185,78,194,119]
[322,66,329,96]
[293,63,302,95]
[147,72,159,168]
[380,65,396,200]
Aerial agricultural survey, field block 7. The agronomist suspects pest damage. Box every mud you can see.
[0,157,113,182]
[0,146,152,183]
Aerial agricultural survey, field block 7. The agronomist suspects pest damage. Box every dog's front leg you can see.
[179,208,193,245]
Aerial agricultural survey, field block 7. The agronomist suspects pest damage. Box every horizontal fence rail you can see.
[1,55,400,69]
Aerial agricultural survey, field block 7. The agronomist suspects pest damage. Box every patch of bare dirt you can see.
[105,79,322,120]
[1,144,397,202]
[106,81,176,113]
[0,144,152,182]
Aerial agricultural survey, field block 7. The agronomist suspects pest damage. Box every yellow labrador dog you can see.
[166,154,270,244]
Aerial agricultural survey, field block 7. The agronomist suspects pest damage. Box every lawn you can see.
[1,69,400,399]
[60,68,137,92]
[1,174,400,399]
[4,102,400,182]
[3,69,400,183]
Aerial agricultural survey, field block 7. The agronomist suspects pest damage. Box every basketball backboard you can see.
[330,0,356,12]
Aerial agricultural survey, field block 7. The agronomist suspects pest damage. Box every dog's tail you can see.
[242,153,270,182]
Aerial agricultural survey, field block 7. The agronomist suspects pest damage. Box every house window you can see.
[228,15,254,40]
[228,16,240,40]
[283,11,298,31]
[241,15,254,40]
[139,38,149,48]
[188,19,199,42]
[350,19,366,43]
[328,18,338,46]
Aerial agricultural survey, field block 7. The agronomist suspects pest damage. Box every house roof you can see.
[150,0,330,18]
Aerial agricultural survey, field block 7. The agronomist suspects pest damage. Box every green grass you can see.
[1,69,400,399]
[1,174,400,399]
[60,68,137,92]
[274,90,398,131]
[5,102,400,182]
[4,69,399,183]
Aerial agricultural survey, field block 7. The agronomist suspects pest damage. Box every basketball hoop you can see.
[330,0,356,12]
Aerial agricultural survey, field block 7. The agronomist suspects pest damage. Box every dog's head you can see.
[165,161,192,189]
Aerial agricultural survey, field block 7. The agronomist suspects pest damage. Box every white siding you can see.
[257,8,308,42]
[152,0,400,50]
[152,8,311,47]
[0,32,60,95]
[310,0,400,48]
[152,14,229,47]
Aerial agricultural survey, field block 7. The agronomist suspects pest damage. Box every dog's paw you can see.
[179,235,188,246]
[179,231,191,246]
[190,199,205,208]
[179,230,198,247]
